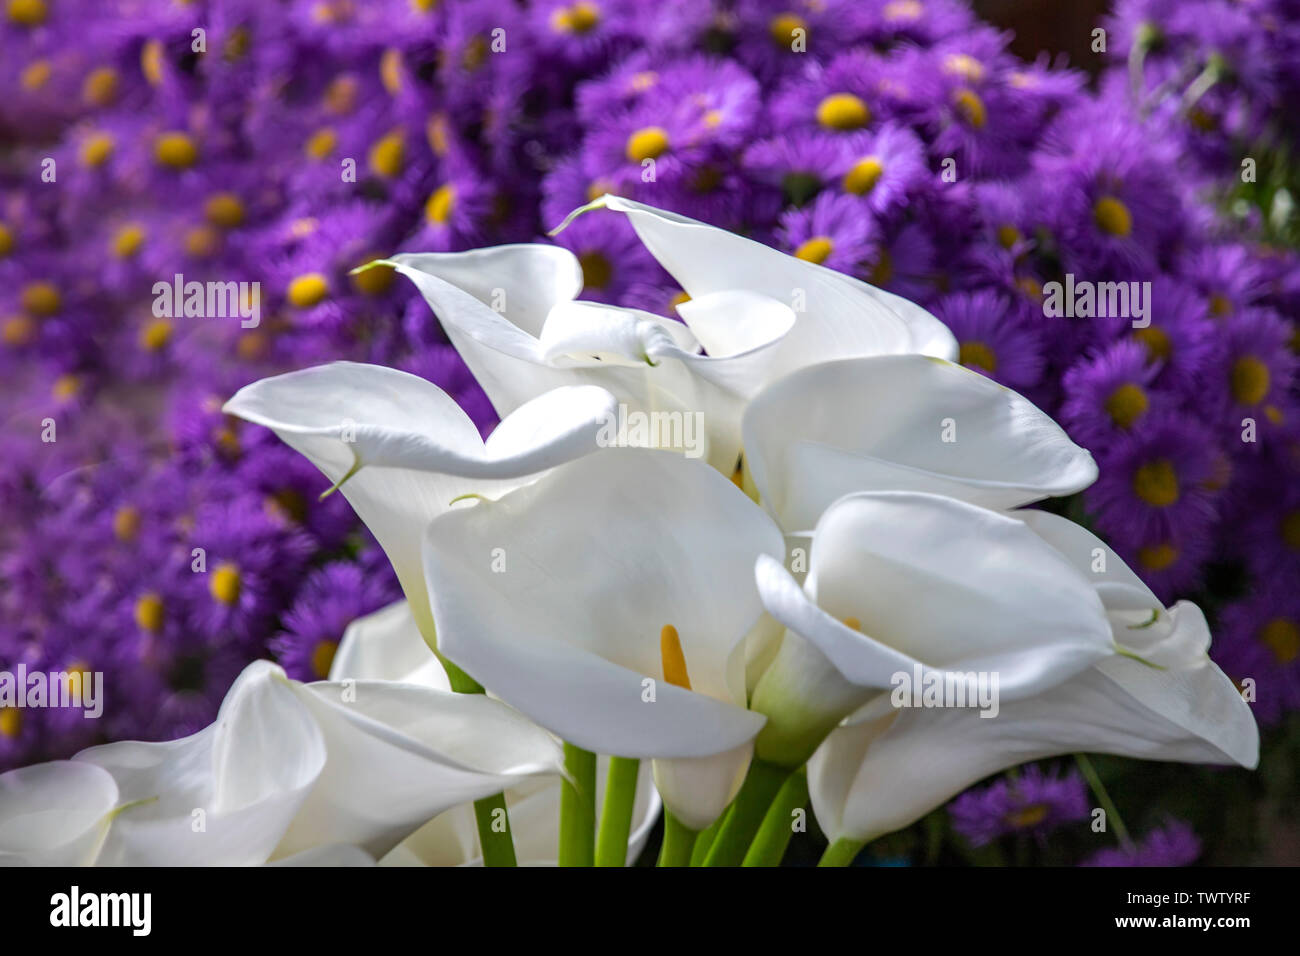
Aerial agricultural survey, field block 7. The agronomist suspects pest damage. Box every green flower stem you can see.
[473,792,518,867]
[701,758,792,867]
[818,836,867,867]
[559,742,597,866]
[689,813,725,866]
[594,756,641,867]
[742,767,808,867]
[436,653,517,866]
[1075,753,1133,850]
[657,812,699,867]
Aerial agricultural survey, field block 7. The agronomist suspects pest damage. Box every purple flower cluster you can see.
[949,764,1090,847]
[1,1,1298,866]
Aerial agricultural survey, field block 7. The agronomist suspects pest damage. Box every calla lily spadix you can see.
[421,447,784,829]
[0,660,564,865]
[222,362,618,654]
[740,354,1099,533]
[384,195,956,473]
[749,491,1120,770]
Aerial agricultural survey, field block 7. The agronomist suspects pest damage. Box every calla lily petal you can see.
[75,661,326,866]
[273,679,564,859]
[329,599,449,689]
[422,449,779,760]
[810,612,1258,844]
[224,363,617,641]
[742,355,1098,531]
[0,761,120,866]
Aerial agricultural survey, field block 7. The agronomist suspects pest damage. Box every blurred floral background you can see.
[1,0,1297,864]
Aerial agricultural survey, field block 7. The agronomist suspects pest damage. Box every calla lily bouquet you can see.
[0,198,1258,867]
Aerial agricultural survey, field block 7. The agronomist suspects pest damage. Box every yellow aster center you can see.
[958,340,997,373]
[21,60,51,90]
[843,156,884,195]
[630,70,658,92]
[660,624,691,690]
[140,317,173,352]
[21,281,60,316]
[7,0,46,26]
[953,87,986,128]
[1133,459,1179,507]
[2,315,35,346]
[1093,195,1132,237]
[53,374,80,400]
[379,41,405,82]
[266,487,307,524]
[210,563,242,606]
[0,222,12,257]
[155,131,199,169]
[111,222,146,259]
[184,225,220,259]
[997,224,1021,249]
[552,1,600,34]
[287,273,330,308]
[625,126,670,162]
[816,92,870,130]
[368,129,406,178]
[425,184,456,224]
[0,707,20,738]
[1133,325,1171,362]
[141,39,164,86]
[883,0,922,22]
[204,192,245,228]
[237,330,269,362]
[1016,275,1043,303]
[770,13,806,44]
[80,132,115,167]
[426,112,450,155]
[870,250,894,286]
[1282,511,1300,551]
[305,127,337,160]
[578,251,613,289]
[351,259,395,296]
[1138,542,1179,571]
[1230,356,1270,405]
[411,0,439,11]
[83,67,120,107]
[311,640,339,679]
[1005,804,1049,828]
[943,53,986,83]
[462,35,489,71]
[1208,292,1233,318]
[794,236,834,265]
[1261,617,1300,665]
[1105,382,1148,428]
[113,505,141,542]
[323,74,360,115]
[135,592,165,633]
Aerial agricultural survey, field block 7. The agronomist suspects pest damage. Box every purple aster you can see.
[949,764,1090,848]
[826,123,930,221]
[1061,339,1169,450]
[1210,308,1297,440]
[549,211,669,305]
[273,561,402,681]
[776,190,879,275]
[933,288,1045,392]
[1123,276,1216,397]
[1081,819,1202,867]
[1086,412,1221,545]
[1212,583,1300,726]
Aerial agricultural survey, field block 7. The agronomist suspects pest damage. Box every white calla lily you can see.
[329,599,450,689]
[389,195,955,473]
[422,448,783,826]
[750,492,1116,768]
[223,362,617,648]
[0,660,564,865]
[809,607,1259,853]
[742,355,1099,532]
